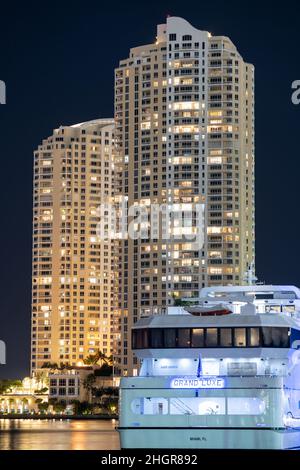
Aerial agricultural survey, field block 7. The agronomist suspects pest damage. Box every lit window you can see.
[234,328,246,347]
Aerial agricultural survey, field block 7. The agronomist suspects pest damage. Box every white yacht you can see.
[118,285,300,449]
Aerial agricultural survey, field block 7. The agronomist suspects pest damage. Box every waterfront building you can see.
[31,119,115,372]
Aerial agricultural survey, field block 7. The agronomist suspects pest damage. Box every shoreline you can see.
[0,414,118,420]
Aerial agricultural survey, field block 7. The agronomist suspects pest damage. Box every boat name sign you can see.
[170,376,225,389]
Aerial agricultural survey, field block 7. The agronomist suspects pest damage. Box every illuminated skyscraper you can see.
[114,17,255,375]
[31,119,115,372]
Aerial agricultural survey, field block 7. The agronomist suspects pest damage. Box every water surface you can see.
[0,419,120,450]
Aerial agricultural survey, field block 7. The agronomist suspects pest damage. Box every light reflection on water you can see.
[0,419,120,450]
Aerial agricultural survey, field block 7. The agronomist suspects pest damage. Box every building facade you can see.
[48,367,118,403]
[114,17,255,375]
[31,119,115,372]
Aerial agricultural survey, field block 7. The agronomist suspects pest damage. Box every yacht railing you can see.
[140,307,167,317]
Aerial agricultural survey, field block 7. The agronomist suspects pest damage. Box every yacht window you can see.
[191,328,204,347]
[255,293,273,299]
[170,397,225,415]
[198,398,225,415]
[206,328,218,347]
[142,329,149,348]
[133,329,148,349]
[227,362,257,376]
[265,305,281,313]
[150,329,163,348]
[261,327,272,346]
[131,397,264,416]
[227,397,265,415]
[248,327,260,347]
[132,327,291,349]
[234,328,246,347]
[145,398,168,415]
[261,327,289,347]
[178,329,190,348]
[132,330,137,349]
[164,328,176,348]
[131,398,142,414]
[131,398,168,415]
[282,305,295,313]
[220,328,232,347]
[136,329,145,349]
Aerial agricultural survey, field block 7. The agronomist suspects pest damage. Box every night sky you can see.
[0,0,299,379]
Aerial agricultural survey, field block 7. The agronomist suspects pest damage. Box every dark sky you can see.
[0,0,299,379]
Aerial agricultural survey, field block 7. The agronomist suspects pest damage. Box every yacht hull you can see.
[119,428,300,449]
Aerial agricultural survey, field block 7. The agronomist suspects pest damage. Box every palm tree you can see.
[81,373,96,402]
[41,361,58,369]
[53,401,66,414]
[8,398,15,413]
[83,354,99,365]
[34,371,48,390]
[99,351,112,365]
[0,379,22,394]
[37,402,49,414]
[106,355,113,366]
[21,398,29,413]
[59,362,71,370]
[83,350,113,367]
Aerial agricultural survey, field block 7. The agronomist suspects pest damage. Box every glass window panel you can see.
[220,328,232,347]
[198,397,225,415]
[131,398,168,415]
[132,330,137,349]
[143,398,168,415]
[249,327,260,347]
[265,305,281,313]
[262,327,289,347]
[276,327,289,347]
[131,398,143,414]
[282,305,295,313]
[178,329,191,348]
[227,397,265,415]
[205,328,218,347]
[164,329,176,348]
[136,329,144,349]
[150,329,163,348]
[234,328,246,347]
[261,327,272,347]
[142,329,149,348]
[170,397,225,415]
[227,362,257,376]
[191,328,204,347]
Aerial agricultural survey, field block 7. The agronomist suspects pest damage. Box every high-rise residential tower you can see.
[114,16,255,375]
[31,119,115,373]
